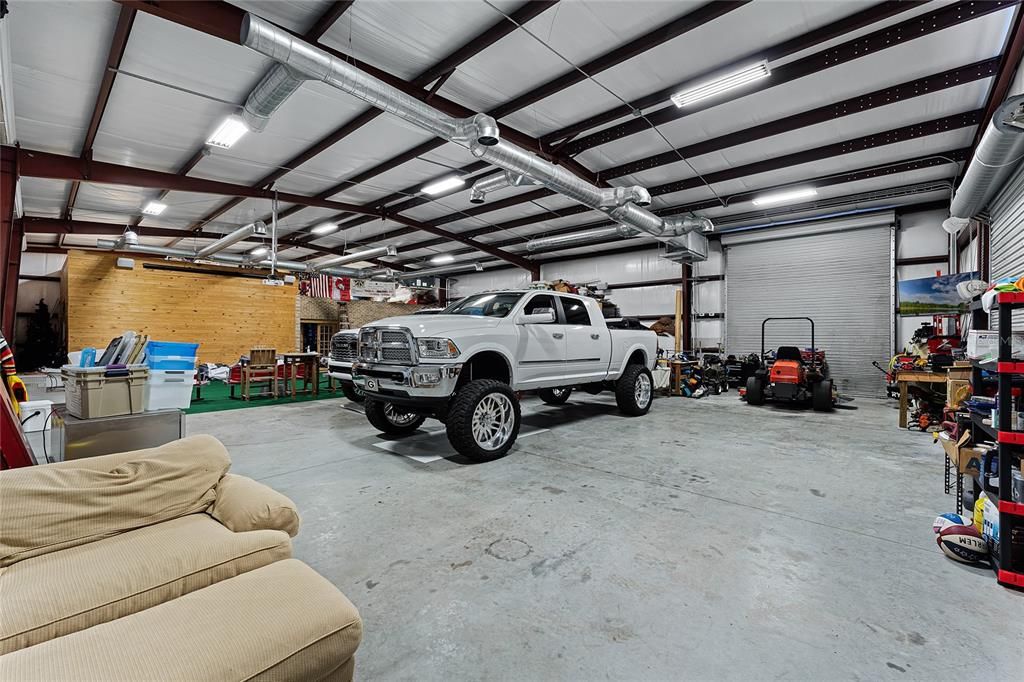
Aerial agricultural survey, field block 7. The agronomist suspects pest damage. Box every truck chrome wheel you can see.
[634,372,652,408]
[384,403,419,426]
[471,393,515,451]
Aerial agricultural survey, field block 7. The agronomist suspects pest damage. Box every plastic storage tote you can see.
[62,365,148,419]
[144,370,195,411]
[146,341,199,370]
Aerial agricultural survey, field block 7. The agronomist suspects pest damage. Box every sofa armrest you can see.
[209,474,300,537]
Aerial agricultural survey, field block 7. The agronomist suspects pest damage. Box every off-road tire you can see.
[538,387,572,405]
[615,364,654,416]
[340,381,365,403]
[446,379,521,462]
[746,376,765,405]
[364,398,426,436]
[812,379,834,412]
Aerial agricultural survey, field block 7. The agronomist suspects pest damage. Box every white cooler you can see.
[144,370,195,411]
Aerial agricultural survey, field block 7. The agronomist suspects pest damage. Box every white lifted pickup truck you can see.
[352,289,658,461]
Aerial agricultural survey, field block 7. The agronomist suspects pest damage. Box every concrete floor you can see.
[186,392,1023,681]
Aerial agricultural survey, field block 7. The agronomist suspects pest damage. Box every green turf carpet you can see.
[184,376,340,415]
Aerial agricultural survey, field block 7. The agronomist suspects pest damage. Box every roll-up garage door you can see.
[989,163,1024,330]
[723,214,894,398]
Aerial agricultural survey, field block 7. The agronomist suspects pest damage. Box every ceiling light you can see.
[249,246,268,257]
[207,116,249,149]
[430,254,455,264]
[752,187,818,207]
[311,222,338,235]
[142,201,167,216]
[421,175,465,195]
[671,60,771,108]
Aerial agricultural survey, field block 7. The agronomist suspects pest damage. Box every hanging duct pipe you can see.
[469,171,539,204]
[238,14,710,261]
[950,95,1024,220]
[243,64,305,132]
[526,214,712,252]
[317,244,398,267]
[241,15,498,146]
[397,262,485,280]
[194,221,267,258]
[96,239,368,277]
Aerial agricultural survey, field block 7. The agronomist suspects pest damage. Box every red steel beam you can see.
[64,4,137,219]
[1,149,18,339]
[12,146,387,216]
[21,215,532,271]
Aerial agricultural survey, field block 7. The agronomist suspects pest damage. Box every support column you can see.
[1,147,20,339]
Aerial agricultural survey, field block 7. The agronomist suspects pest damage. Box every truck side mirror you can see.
[516,308,556,325]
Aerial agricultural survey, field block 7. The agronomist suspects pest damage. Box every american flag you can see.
[303,275,350,301]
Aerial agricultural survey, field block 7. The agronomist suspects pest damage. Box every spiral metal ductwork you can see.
[950,95,1024,220]
[469,171,539,204]
[241,15,498,146]
[243,64,305,132]
[97,240,368,277]
[239,13,709,262]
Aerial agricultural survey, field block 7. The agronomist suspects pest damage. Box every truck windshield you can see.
[442,293,524,318]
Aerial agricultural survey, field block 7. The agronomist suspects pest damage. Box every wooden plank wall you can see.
[65,251,298,364]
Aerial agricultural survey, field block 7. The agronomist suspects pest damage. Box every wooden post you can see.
[674,289,682,354]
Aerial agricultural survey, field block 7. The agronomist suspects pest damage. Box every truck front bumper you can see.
[352,361,462,406]
[326,361,353,383]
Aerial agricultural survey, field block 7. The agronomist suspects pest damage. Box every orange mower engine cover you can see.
[768,359,804,385]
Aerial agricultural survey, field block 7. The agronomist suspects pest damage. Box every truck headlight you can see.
[417,337,460,359]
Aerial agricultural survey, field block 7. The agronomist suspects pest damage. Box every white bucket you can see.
[19,400,53,432]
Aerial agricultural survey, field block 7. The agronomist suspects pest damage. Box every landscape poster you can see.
[897,272,980,316]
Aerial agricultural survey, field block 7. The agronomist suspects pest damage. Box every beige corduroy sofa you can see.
[0,435,362,681]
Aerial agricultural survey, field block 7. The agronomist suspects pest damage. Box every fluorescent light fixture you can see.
[671,60,771,108]
[142,201,167,216]
[249,246,268,257]
[752,187,818,207]
[311,222,338,235]
[421,175,465,195]
[430,254,455,264]
[207,116,249,149]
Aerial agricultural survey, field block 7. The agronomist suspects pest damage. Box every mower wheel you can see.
[812,379,834,412]
[745,377,765,405]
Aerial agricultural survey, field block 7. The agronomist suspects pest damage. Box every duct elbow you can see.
[455,113,500,147]
[598,186,651,208]
[469,188,486,204]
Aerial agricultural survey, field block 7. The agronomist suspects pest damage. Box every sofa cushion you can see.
[0,513,291,655]
[0,559,362,682]
[210,473,301,537]
[0,435,231,567]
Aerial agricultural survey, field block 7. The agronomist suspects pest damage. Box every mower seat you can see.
[775,346,804,364]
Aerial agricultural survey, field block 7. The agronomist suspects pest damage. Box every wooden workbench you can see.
[895,370,947,428]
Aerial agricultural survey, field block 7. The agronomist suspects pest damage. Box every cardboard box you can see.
[946,378,971,407]
[967,330,1024,362]
[938,431,983,476]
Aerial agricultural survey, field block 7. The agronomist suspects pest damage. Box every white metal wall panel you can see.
[989,162,1024,329]
[446,269,531,299]
[723,217,893,397]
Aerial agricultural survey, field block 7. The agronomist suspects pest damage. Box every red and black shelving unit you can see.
[971,291,1024,589]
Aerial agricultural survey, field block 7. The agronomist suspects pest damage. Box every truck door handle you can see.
[552,333,564,339]
[590,333,600,340]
